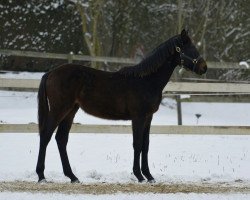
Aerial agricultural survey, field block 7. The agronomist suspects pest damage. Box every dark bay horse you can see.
[36,29,207,183]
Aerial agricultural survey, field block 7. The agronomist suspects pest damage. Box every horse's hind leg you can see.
[55,105,79,183]
[36,114,58,182]
[132,117,146,182]
[141,115,155,182]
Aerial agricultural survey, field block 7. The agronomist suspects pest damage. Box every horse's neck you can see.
[151,60,177,92]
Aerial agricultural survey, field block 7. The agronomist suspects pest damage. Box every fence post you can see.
[173,68,183,125]
[176,95,182,125]
[68,52,73,63]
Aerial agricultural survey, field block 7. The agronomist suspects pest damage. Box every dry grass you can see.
[1,181,250,194]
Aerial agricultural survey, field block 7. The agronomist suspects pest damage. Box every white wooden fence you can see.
[1,78,250,94]
[0,49,249,134]
[0,78,249,135]
[0,124,250,135]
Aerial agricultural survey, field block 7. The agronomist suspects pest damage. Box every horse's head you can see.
[176,29,207,75]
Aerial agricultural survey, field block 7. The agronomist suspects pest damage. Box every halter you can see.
[175,46,202,72]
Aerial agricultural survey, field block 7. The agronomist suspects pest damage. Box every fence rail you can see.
[0,49,136,65]
[0,49,249,69]
[0,124,250,135]
[0,78,250,94]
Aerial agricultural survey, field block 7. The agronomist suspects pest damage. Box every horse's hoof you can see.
[71,179,80,184]
[148,179,156,184]
[38,178,47,184]
[139,179,146,183]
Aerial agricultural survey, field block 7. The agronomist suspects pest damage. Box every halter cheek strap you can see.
[176,46,202,72]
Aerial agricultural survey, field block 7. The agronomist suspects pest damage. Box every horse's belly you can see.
[78,98,130,120]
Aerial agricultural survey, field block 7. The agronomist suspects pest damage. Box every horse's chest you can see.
[143,97,161,113]
[130,92,161,115]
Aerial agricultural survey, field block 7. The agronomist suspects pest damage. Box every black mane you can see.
[119,36,180,77]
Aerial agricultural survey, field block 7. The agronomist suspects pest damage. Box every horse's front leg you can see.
[141,115,155,183]
[132,117,146,182]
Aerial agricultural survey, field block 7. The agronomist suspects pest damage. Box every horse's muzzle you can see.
[197,59,207,75]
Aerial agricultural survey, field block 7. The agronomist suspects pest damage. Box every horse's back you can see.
[44,64,130,119]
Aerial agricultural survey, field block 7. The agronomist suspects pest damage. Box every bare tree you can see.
[69,0,103,68]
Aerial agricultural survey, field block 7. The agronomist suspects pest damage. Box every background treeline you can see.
[0,0,249,77]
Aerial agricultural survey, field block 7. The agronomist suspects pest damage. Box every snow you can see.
[0,71,250,198]
[239,61,249,69]
[1,192,250,200]
[0,71,44,79]
[1,133,250,183]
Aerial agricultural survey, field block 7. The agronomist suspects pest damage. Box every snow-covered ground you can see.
[1,132,250,183]
[1,192,250,200]
[0,71,250,199]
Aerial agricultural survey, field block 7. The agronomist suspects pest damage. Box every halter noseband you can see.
[176,46,202,72]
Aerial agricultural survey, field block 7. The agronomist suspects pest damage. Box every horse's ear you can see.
[180,29,190,44]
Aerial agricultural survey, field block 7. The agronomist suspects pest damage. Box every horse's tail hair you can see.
[38,72,50,135]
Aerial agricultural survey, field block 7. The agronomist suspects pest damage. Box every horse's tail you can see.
[38,72,50,135]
